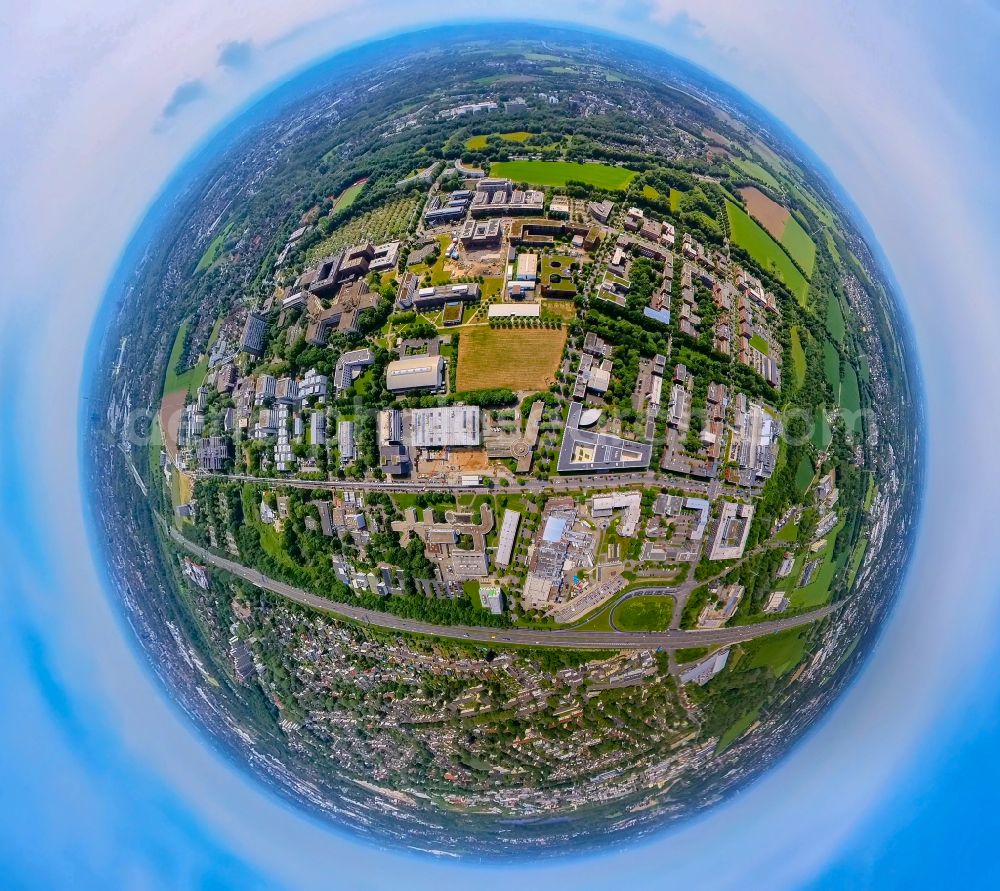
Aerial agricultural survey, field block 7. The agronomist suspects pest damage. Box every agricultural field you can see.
[612,596,673,632]
[194,222,234,273]
[542,298,576,319]
[490,160,637,190]
[780,213,817,276]
[731,156,781,190]
[739,186,788,239]
[739,187,816,276]
[725,201,809,304]
[306,195,421,261]
[456,326,567,392]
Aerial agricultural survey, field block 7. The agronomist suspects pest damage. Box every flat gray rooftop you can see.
[557,402,653,473]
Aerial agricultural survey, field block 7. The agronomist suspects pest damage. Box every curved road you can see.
[169,528,837,650]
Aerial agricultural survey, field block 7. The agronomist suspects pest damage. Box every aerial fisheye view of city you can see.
[83,24,921,860]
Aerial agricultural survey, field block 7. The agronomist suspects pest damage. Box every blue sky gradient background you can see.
[1,2,999,888]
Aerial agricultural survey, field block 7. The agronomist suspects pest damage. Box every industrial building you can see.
[410,405,481,448]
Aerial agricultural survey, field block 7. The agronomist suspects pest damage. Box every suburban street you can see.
[168,527,837,651]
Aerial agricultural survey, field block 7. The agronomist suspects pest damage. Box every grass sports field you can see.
[163,319,207,397]
[725,201,809,304]
[456,326,567,391]
[490,160,636,190]
[790,326,807,388]
[333,179,366,212]
[612,596,673,632]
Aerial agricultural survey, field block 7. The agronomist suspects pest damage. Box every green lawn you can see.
[194,222,233,273]
[847,535,869,589]
[863,473,877,511]
[775,522,799,543]
[790,326,807,388]
[790,516,847,609]
[612,596,673,632]
[826,296,846,343]
[163,319,208,398]
[410,234,454,285]
[669,188,683,211]
[570,607,616,633]
[462,580,484,611]
[812,405,832,450]
[725,201,809,304]
[840,363,862,434]
[676,646,711,663]
[716,708,759,753]
[823,339,841,393]
[779,214,817,277]
[748,333,770,356]
[794,454,814,495]
[490,160,637,190]
[642,184,661,200]
[745,628,808,677]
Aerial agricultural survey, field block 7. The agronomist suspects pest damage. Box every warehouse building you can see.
[410,405,481,448]
[385,355,444,393]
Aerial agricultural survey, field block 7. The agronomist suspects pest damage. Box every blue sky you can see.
[1,2,1000,888]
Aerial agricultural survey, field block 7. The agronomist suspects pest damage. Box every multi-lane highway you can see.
[168,527,836,651]
[197,469,747,502]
